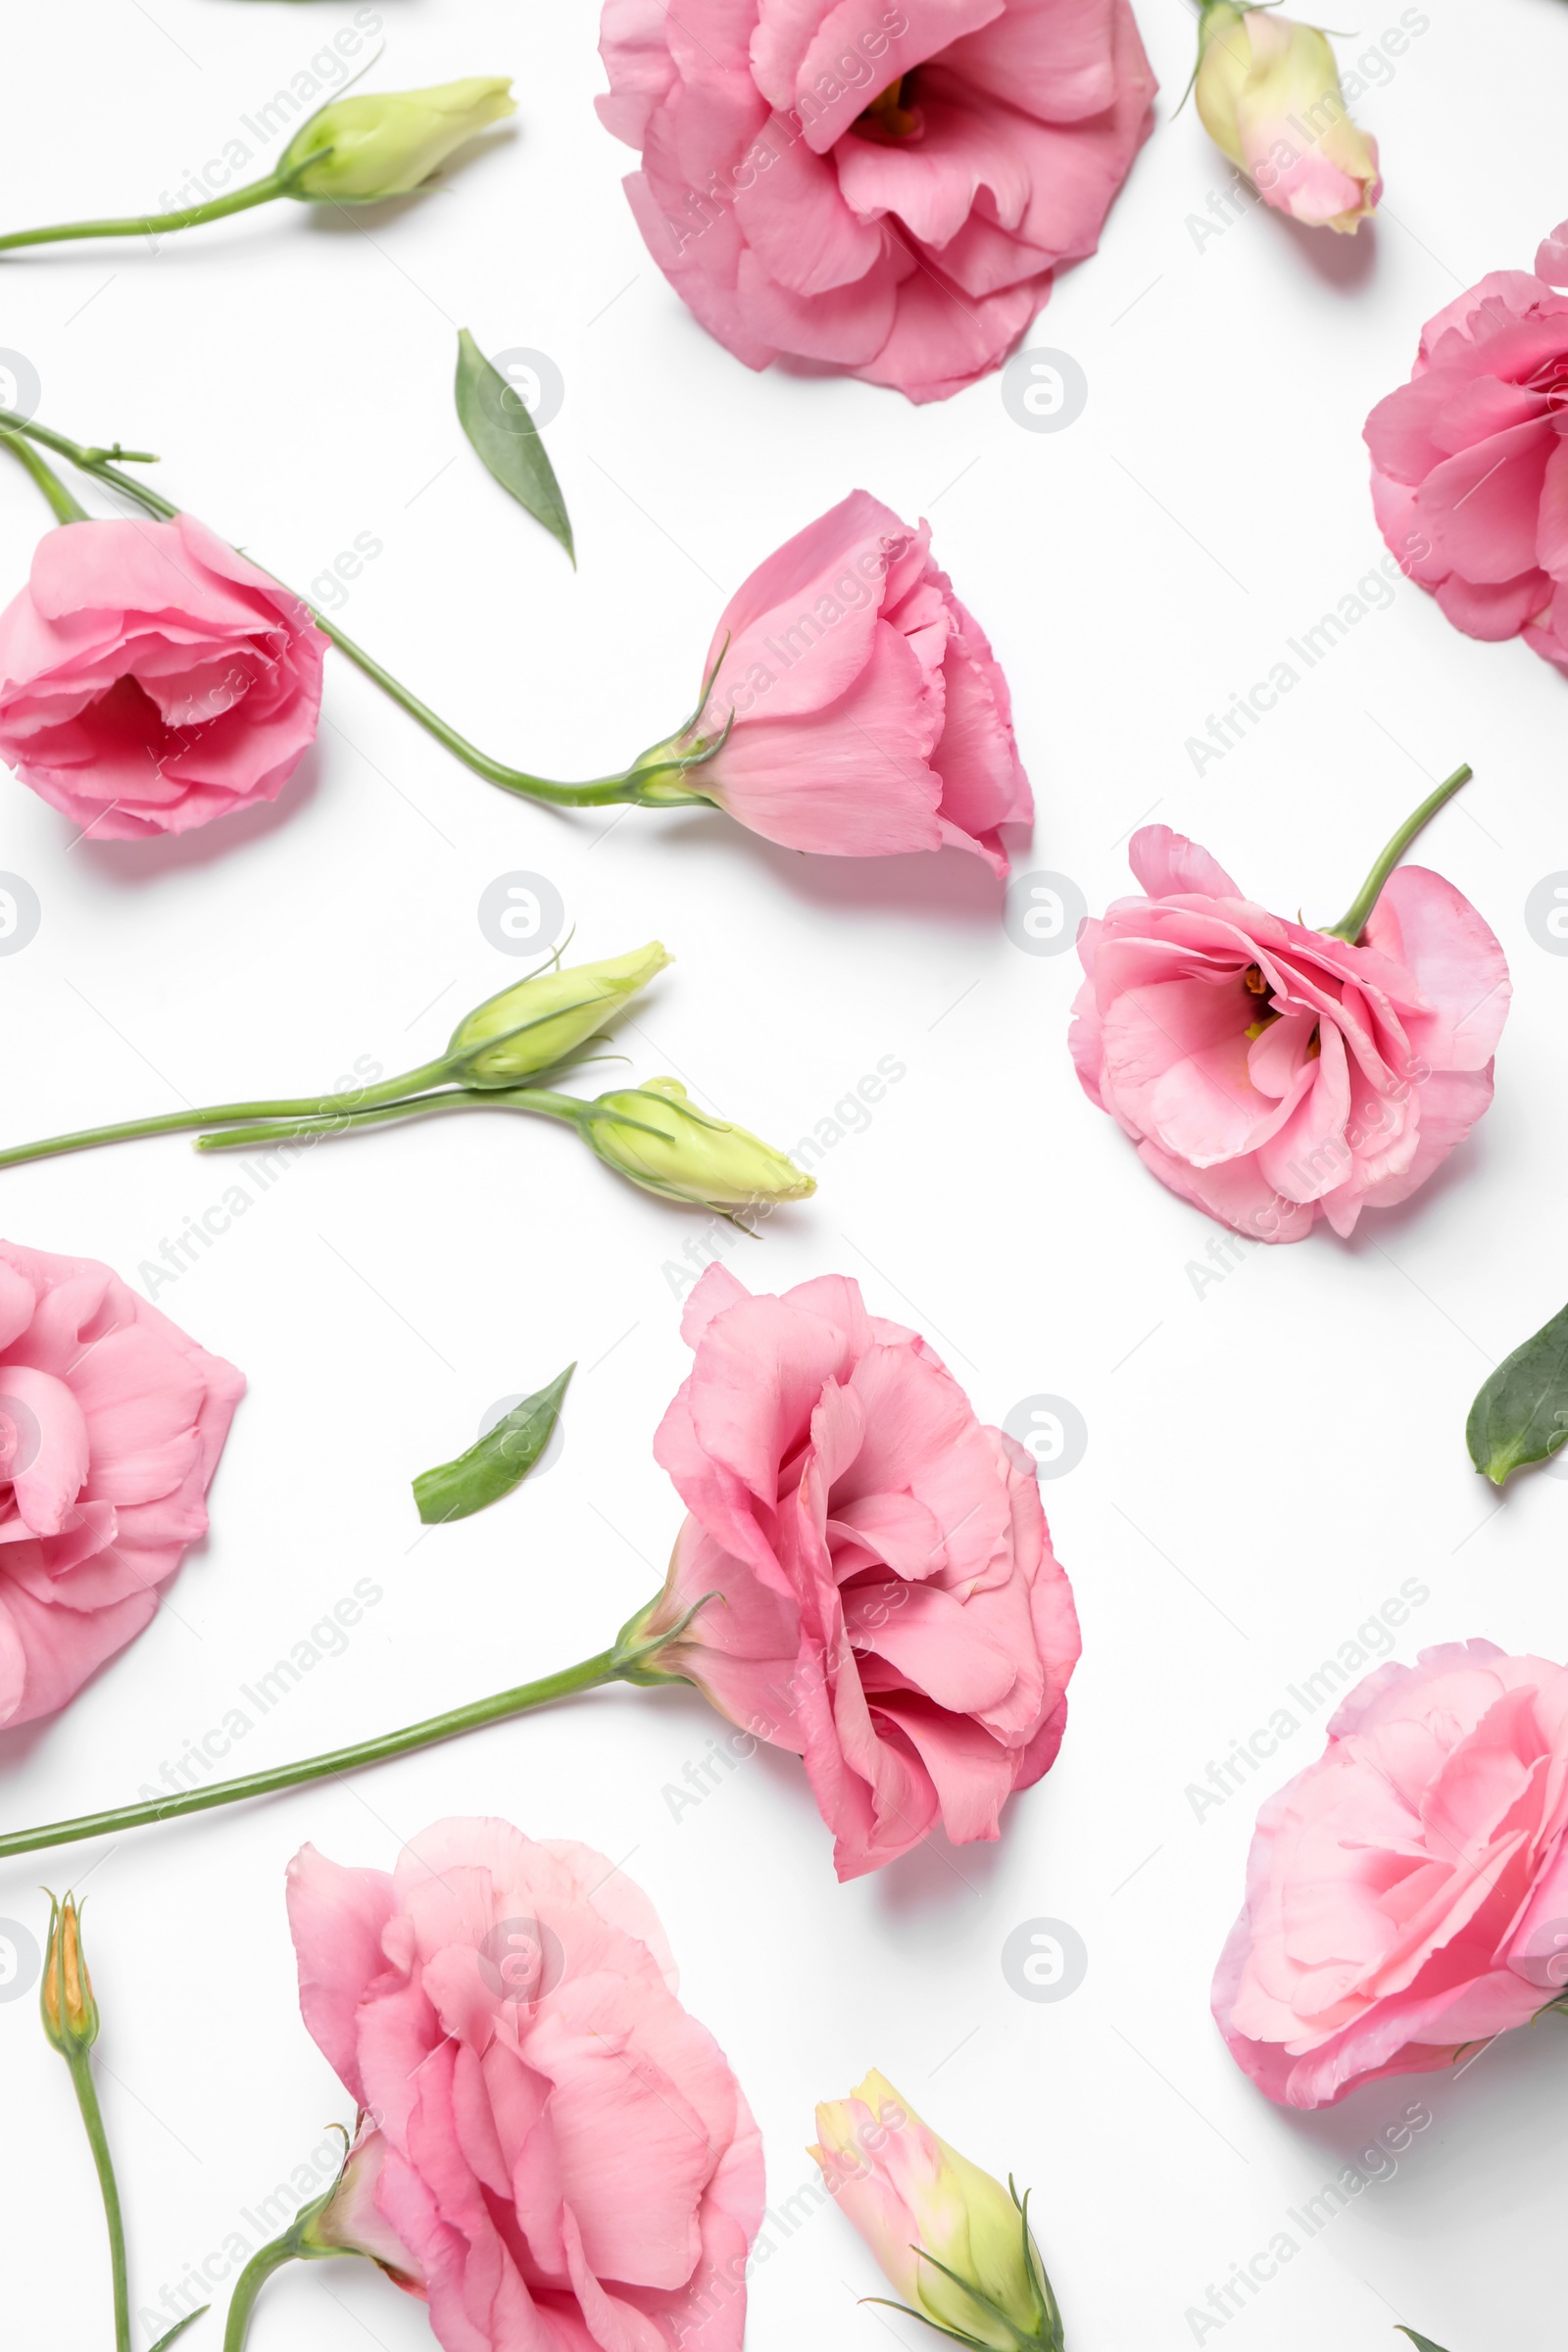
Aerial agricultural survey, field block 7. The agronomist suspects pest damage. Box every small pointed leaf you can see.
[455,327,573,564]
[1395,2331,1450,2351]
[149,2310,209,2352]
[414,1364,573,1525]
[1465,1301,1568,1484]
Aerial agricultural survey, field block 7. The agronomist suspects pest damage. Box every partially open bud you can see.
[40,1894,99,2057]
[445,943,669,1087]
[812,2071,1061,2351]
[583,1077,814,1213]
[1195,4,1380,232]
[300,2121,425,2295]
[280,78,516,203]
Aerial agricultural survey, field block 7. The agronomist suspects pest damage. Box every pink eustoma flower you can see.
[1069,823,1508,1243]
[286,1819,764,2351]
[1215,1642,1568,2109]
[0,514,326,839]
[597,0,1156,403]
[631,1264,1081,1881]
[0,1239,244,1727]
[691,490,1032,873]
[1366,223,1568,668]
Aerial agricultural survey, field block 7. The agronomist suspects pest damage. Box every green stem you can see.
[0,168,299,255]
[66,2048,130,2352]
[1324,763,1473,942]
[222,2228,309,2352]
[192,1084,588,1154]
[0,1634,652,1860]
[0,1059,453,1173]
[313,612,649,806]
[6,413,719,815]
[0,427,87,522]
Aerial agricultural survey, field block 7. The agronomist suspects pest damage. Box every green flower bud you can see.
[445,943,669,1088]
[584,1077,815,1213]
[281,78,516,203]
[40,1894,99,2058]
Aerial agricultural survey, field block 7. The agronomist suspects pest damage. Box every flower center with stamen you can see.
[856,75,922,140]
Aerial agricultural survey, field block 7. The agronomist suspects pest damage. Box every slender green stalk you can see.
[312,612,651,805]
[0,427,87,522]
[0,167,303,254]
[1324,763,1473,941]
[0,1629,664,1860]
[5,412,725,815]
[65,2048,130,2352]
[0,1059,453,1173]
[192,1084,588,1154]
[222,2227,310,2352]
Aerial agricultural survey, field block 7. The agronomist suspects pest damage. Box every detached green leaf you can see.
[1466,1301,1568,1485]
[149,2311,209,2352]
[455,327,574,564]
[414,1363,573,1525]
[1396,2331,1450,2351]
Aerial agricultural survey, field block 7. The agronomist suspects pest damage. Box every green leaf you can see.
[1395,2331,1451,2351]
[149,2310,209,2352]
[455,328,574,564]
[413,1364,573,1524]
[1465,1300,1568,1484]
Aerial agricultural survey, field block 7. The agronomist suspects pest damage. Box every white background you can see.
[2,2,1567,2347]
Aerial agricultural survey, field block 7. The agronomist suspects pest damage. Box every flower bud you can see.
[40,1894,99,2057]
[584,1078,814,1213]
[811,2071,1059,2351]
[280,78,516,204]
[1195,4,1380,232]
[445,943,669,1088]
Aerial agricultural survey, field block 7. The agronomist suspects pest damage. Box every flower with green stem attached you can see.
[0,77,515,255]
[40,1894,179,2352]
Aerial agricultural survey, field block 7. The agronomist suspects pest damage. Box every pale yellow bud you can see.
[281,78,516,203]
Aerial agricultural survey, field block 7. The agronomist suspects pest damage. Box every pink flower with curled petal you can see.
[0,1238,244,1727]
[1069,818,1508,1243]
[0,514,325,839]
[286,1819,765,2352]
[1215,1642,1568,2109]
[1366,224,1568,667]
[680,489,1032,873]
[627,1263,1081,1881]
[596,0,1156,403]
